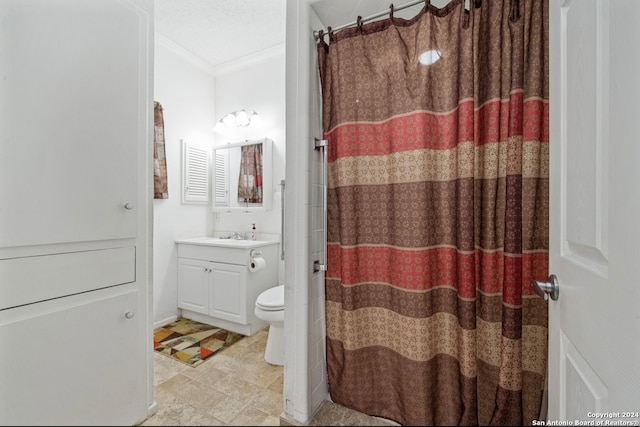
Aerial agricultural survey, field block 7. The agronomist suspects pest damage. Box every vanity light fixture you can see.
[213,109,261,134]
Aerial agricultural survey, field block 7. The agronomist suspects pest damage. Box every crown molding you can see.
[155,32,285,78]
[213,43,285,77]
[154,31,216,76]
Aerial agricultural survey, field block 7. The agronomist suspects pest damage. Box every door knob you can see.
[533,274,560,301]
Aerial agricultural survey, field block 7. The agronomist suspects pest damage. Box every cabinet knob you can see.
[124,202,134,210]
[125,311,135,319]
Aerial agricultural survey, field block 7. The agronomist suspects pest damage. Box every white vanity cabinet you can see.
[176,257,210,315]
[176,238,279,336]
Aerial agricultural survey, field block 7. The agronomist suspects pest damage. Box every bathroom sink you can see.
[175,236,279,248]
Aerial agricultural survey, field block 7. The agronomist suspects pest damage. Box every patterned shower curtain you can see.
[317,0,548,425]
[237,143,263,204]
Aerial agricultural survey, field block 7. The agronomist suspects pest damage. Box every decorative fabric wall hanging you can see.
[154,101,169,199]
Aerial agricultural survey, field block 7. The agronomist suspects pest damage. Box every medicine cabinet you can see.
[212,137,273,212]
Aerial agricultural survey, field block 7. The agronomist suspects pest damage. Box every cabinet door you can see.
[177,258,209,314]
[0,288,143,425]
[209,262,247,324]
[0,0,150,248]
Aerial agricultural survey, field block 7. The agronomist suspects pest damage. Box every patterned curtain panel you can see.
[237,143,263,204]
[317,0,548,425]
[154,101,169,199]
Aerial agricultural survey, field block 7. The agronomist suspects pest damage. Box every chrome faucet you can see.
[231,231,244,240]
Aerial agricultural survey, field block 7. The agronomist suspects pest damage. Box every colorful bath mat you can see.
[153,318,245,367]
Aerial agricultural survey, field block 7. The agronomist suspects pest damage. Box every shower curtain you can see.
[317,0,548,425]
[238,143,263,204]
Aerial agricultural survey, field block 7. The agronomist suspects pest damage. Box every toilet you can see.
[254,285,285,366]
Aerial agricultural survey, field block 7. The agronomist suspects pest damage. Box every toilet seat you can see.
[256,285,284,311]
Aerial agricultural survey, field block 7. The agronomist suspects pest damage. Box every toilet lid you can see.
[256,285,284,310]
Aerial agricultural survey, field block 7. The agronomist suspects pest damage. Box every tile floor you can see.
[139,326,395,426]
[140,327,283,426]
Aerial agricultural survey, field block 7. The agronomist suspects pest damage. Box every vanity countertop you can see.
[175,236,280,249]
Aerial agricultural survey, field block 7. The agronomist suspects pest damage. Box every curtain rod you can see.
[313,0,472,41]
[313,0,425,41]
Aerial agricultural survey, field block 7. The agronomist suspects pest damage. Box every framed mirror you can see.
[212,137,273,212]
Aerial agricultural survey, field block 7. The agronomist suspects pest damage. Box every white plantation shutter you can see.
[214,149,230,207]
[182,139,210,203]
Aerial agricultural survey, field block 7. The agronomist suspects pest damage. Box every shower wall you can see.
[283,0,329,423]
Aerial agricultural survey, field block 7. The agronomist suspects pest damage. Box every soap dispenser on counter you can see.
[250,223,257,240]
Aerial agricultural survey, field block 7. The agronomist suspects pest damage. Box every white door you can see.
[0,0,152,425]
[0,0,147,248]
[177,258,210,314]
[0,289,142,426]
[209,262,246,323]
[548,0,640,422]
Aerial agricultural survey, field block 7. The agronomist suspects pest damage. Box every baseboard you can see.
[153,314,178,330]
[147,401,158,417]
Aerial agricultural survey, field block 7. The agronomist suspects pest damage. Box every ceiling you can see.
[154,0,450,68]
[154,0,287,67]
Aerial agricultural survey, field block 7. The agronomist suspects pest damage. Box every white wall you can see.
[152,34,217,326]
[152,35,286,326]
[212,44,286,245]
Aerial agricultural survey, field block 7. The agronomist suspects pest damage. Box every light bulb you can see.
[236,110,250,126]
[222,113,237,127]
[213,121,226,134]
[249,111,262,127]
